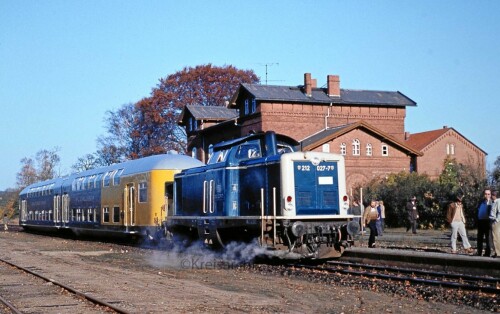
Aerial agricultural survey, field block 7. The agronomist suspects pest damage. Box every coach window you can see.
[381,144,389,156]
[88,175,95,189]
[113,206,120,223]
[139,182,148,203]
[109,170,117,186]
[192,147,197,159]
[113,169,123,186]
[103,172,112,187]
[95,208,101,223]
[95,173,103,188]
[103,207,110,223]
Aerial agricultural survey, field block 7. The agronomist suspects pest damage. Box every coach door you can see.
[62,193,69,227]
[53,194,61,227]
[124,184,136,230]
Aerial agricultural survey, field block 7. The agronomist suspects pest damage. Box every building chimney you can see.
[311,78,317,88]
[327,75,340,97]
[304,73,312,96]
[443,125,448,129]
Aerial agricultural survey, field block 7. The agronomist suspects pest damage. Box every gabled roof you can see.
[178,105,238,125]
[230,83,417,107]
[301,120,422,156]
[406,127,487,154]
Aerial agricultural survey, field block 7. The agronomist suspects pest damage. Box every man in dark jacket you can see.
[406,196,419,234]
[476,189,493,256]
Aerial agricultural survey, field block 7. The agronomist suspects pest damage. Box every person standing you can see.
[3,214,8,231]
[489,191,500,258]
[476,189,492,256]
[362,200,379,248]
[446,195,474,254]
[406,196,419,234]
[375,201,383,236]
[379,200,386,233]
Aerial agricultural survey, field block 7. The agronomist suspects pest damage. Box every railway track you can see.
[0,257,132,314]
[290,260,500,294]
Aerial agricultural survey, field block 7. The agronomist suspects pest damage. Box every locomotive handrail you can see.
[273,187,277,246]
[202,181,207,214]
[123,187,128,228]
[261,188,264,246]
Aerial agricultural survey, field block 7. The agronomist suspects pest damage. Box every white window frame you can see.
[352,139,360,156]
[381,144,389,156]
[340,143,346,155]
[366,143,372,156]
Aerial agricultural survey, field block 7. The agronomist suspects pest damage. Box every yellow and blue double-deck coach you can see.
[18,154,203,238]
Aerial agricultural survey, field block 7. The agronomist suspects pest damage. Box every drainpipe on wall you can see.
[324,102,333,129]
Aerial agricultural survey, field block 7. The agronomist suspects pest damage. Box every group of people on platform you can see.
[352,188,500,256]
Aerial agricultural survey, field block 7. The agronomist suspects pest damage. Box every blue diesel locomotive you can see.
[166,131,360,258]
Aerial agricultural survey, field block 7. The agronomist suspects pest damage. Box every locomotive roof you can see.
[20,154,203,194]
[212,132,299,151]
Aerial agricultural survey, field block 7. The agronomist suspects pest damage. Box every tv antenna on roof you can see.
[258,63,280,85]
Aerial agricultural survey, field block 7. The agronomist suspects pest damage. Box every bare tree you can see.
[16,148,61,189]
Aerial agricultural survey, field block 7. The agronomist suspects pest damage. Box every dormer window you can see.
[244,99,249,115]
[243,98,256,115]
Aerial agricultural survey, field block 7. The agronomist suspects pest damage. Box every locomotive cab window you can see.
[235,141,261,160]
[277,143,294,154]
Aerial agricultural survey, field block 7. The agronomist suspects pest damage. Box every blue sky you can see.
[1,1,499,190]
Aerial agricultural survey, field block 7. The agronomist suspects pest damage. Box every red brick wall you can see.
[309,129,412,193]
[416,130,486,179]
[255,102,407,141]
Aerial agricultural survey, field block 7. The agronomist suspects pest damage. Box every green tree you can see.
[362,171,437,228]
[490,155,500,191]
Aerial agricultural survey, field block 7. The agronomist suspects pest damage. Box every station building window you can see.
[340,143,346,155]
[352,139,360,156]
[322,143,330,153]
[381,144,389,156]
[366,143,372,156]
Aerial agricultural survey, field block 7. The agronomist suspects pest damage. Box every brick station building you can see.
[178,73,487,192]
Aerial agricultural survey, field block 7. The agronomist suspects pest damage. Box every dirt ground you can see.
[0,230,490,313]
